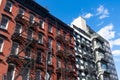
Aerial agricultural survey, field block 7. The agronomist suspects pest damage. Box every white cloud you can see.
[83,13,93,19]
[97,23,115,40]
[97,21,104,26]
[112,50,120,56]
[96,5,109,19]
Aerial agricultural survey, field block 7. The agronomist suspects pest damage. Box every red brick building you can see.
[0,0,77,80]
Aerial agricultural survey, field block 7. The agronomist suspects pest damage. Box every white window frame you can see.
[29,13,34,23]
[48,38,52,49]
[4,1,12,12]
[36,50,42,63]
[11,42,19,55]
[25,47,31,58]
[45,72,52,80]
[38,33,43,44]
[27,29,33,40]
[35,70,41,80]
[14,23,22,33]
[22,68,30,80]
[0,16,9,30]
[48,24,52,33]
[47,53,52,65]
[7,64,16,80]
[56,42,60,50]
[39,19,44,29]
[0,37,4,52]
[18,8,24,15]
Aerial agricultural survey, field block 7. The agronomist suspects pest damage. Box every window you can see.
[36,50,42,64]
[22,68,30,80]
[0,16,9,30]
[48,24,52,33]
[76,58,81,64]
[7,64,15,80]
[18,8,24,15]
[56,28,60,36]
[10,42,19,55]
[35,70,41,80]
[70,36,72,43]
[101,63,107,70]
[25,47,31,58]
[56,42,60,51]
[57,57,61,68]
[47,52,52,65]
[45,72,52,80]
[63,32,66,40]
[104,76,109,80]
[38,33,43,44]
[39,19,44,29]
[0,37,4,52]
[27,29,33,40]
[48,38,52,49]
[14,23,22,33]
[4,1,12,12]
[29,14,34,23]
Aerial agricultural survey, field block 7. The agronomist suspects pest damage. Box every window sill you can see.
[4,9,13,15]
[0,28,8,33]
[0,52,4,56]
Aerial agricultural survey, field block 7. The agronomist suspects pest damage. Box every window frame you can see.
[56,42,60,51]
[18,8,24,15]
[10,42,19,55]
[47,52,52,65]
[0,37,4,52]
[4,1,12,12]
[39,19,44,29]
[0,16,9,30]
[25,47,31,58]
[29,13,34,23]
[35,70,41,80]
[48,37,52,49]
[7,64,16,80]
[36,50,42,64]
[27,29,33,40]
[48,24,52,33]
[14,23,22,33]
[38,33,43,44]
[22,68,30,80]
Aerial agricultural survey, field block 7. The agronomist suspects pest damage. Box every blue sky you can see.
[35,0,120,79]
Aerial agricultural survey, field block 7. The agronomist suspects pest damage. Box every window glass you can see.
[0,16,9,29]
[38,33,43,44]
[48,24,52,33]
[48,38,52,49]
[25,47,31,57]
[36,50,42,64]
[29,14,34,23]
[14,23,22,33]
[35,70,41,80]
[11,42,19,55]
[47,53,52,65]
[7,64,15,80]
[27,29,33,40]
[4,1,12,12]
[22,68,30,80]
[39,19,44,29]
[56,42,60,51]
[18,8,24,15]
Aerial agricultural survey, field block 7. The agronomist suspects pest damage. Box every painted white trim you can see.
[0,0,2,5]
[0,37,4,52]
[12,66,16,80]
